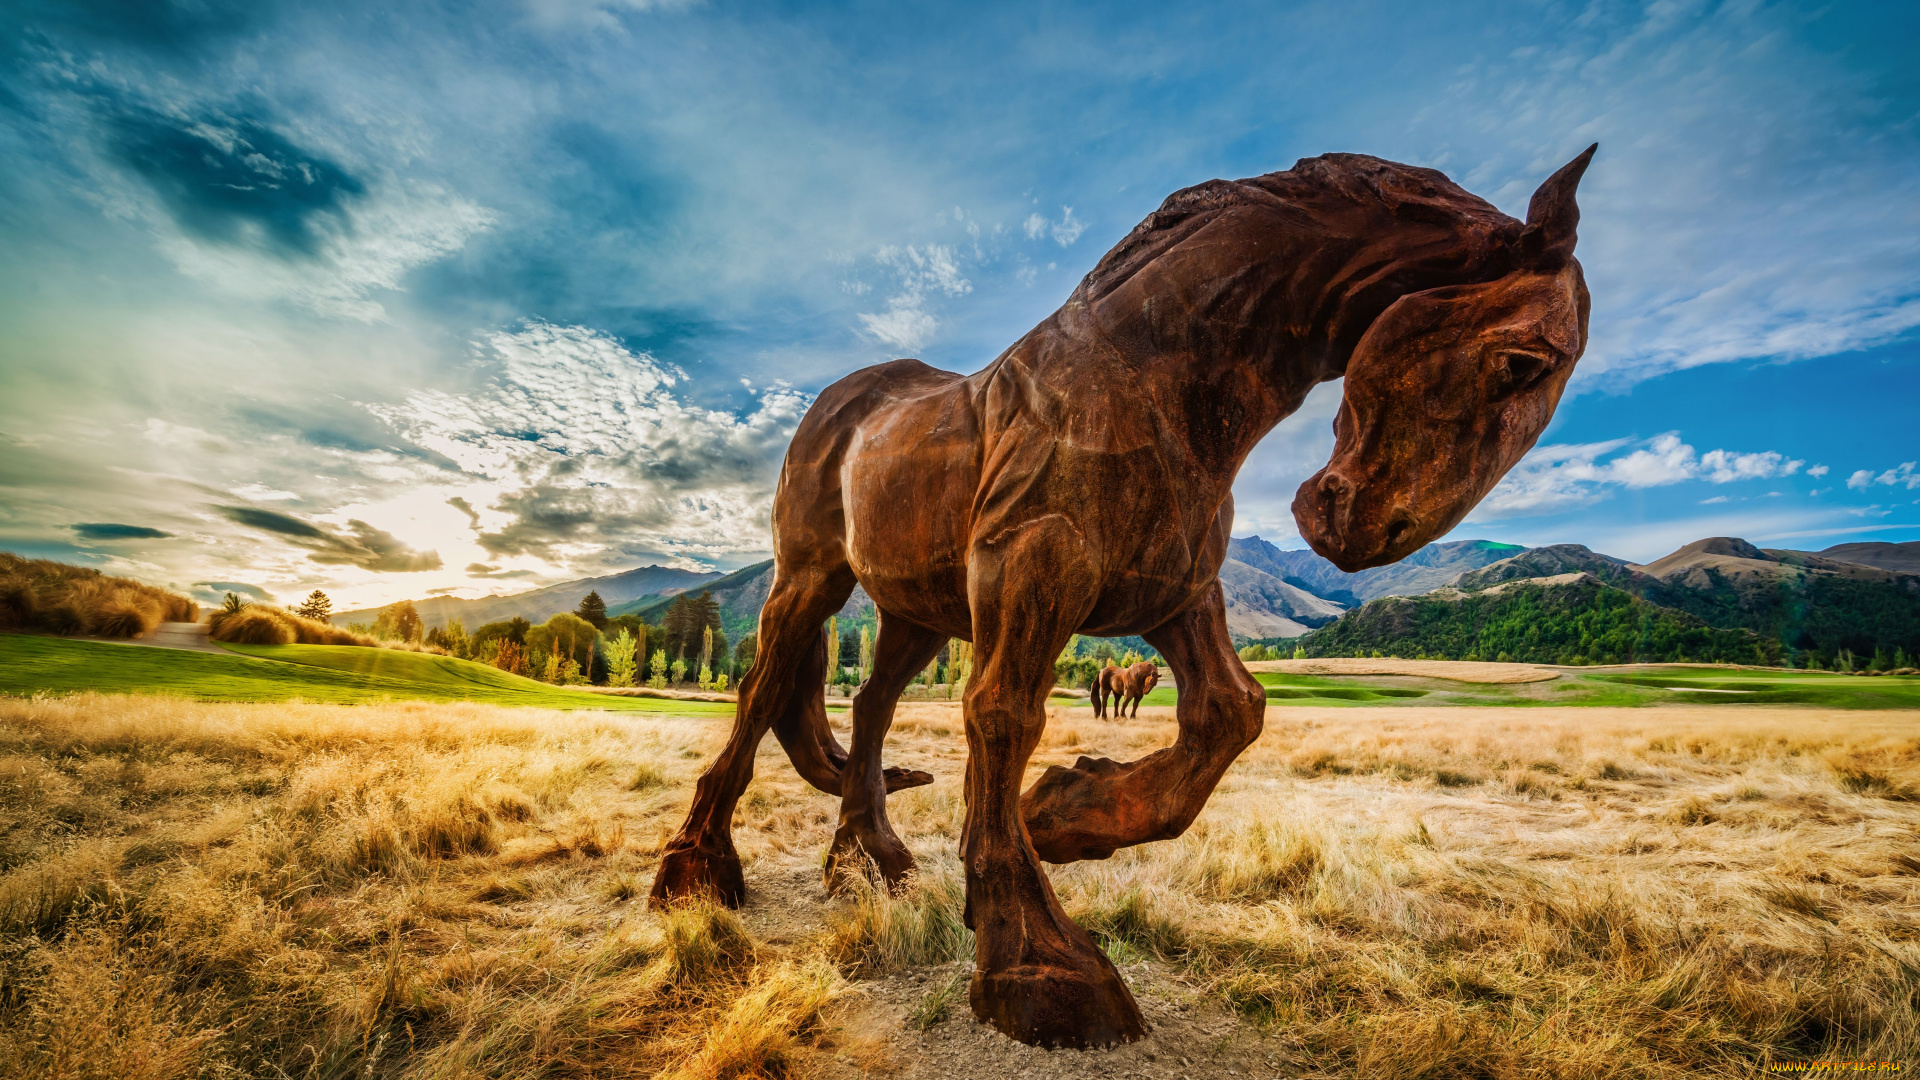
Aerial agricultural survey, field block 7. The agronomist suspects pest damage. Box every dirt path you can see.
[80,620,225,654]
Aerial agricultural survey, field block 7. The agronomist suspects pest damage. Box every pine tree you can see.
[293,590,332,621]
[575,590,608,629]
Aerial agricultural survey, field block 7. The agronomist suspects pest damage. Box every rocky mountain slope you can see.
[1228,536,1525,606]
[335,564,721,630]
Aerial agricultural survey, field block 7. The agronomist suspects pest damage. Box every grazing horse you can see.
[1111,661,1159,718]
[651,146,1596,1049]
[1090,663,1122,718]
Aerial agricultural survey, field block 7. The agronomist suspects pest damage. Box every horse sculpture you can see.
[1094,661,1158,719]
[651,146,1596,1049]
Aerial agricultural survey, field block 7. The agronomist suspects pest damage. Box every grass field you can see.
[1069,666,1920,711]
[0,691,1914,1078]
[1241,666,1920,709]
[0,634,733,714]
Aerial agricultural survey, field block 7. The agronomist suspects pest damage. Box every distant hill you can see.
[1228,536,1524,606]
[336,564,722,631]
[1800,541,1920,575]
[1311,534,1920,662]
[1299,573,1779,665]
[609,559,875,645]
[1624,537,1920,657]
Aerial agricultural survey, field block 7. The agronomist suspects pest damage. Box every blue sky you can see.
[1,0,1915,608]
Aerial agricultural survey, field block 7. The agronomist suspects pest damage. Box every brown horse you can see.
[1109,661,1159,718]
[651,146,1596,1048]
[1090,663,1121,718]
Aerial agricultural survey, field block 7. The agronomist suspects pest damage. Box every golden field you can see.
[0,693,1915,1079]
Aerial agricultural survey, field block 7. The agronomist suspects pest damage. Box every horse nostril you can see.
[1385,511,1414,548]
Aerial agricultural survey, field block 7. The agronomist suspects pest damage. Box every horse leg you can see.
[1090,670,1105,719]
[767,619,934,800]
[649,566,850,907]
[963,523,1144,1048]
[1021,582,1263,864]
[824,611,946,893]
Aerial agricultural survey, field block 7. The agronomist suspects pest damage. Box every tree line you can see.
[331,588,758,689]
[1260,576,1920,668]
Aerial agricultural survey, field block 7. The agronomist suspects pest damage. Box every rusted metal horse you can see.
[1094,661,1158,719]
[651,147,1596,1048]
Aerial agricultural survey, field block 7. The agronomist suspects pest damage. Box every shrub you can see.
[210,606,296,645]
[0,553,196,637]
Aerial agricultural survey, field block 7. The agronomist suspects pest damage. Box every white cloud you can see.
[367,322,811,567]
[1807,465,1830,478]
[855,244,972,353]
[857,304,938,352]
[1847,469,1876,490]
[1024,207,1085,247]
[1478,432,1813,517]
[1865,462,1920,490]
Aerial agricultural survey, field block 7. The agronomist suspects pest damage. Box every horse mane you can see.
[1080,153,1522,305]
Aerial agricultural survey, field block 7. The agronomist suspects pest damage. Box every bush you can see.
[0,553,196,638]
[209,604,397,649]
[209,606,296,645]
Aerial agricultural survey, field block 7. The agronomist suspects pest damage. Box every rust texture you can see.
[651,147,1596,1048]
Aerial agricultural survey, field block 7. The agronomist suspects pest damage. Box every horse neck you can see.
[1049,205,1510,478]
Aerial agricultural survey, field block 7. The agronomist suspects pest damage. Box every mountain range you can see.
[340,536,1920,660]
[334,564,722,631]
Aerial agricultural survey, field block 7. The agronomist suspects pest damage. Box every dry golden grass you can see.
[0,554,196,639]
[0,693,1916,1078]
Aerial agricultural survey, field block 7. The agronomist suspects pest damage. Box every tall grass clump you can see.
[0,553,195,638]
[822,858,972,975]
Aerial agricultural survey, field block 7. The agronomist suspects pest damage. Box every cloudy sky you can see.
[2,0,1916,610]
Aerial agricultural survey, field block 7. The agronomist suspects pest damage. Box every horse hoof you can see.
[649,843,745,908]
[823,834,917,896]
[969,956,1147,1048]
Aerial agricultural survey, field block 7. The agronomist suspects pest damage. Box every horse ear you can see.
[1517,143,1596,269]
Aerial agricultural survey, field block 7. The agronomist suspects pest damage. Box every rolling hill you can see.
[1297,534,1920,663]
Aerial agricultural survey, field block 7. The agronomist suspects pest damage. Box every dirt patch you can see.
[1243,657,1560,683]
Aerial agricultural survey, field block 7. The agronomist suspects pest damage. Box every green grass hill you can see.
[0,634,734,713]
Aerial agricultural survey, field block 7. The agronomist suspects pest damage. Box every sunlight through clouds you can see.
[368,322,810,570]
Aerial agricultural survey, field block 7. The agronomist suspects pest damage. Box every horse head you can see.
[1294,145,1595,571]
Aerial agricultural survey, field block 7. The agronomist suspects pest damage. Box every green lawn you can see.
[1056,665,1920,710]
[0,634,735,714]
